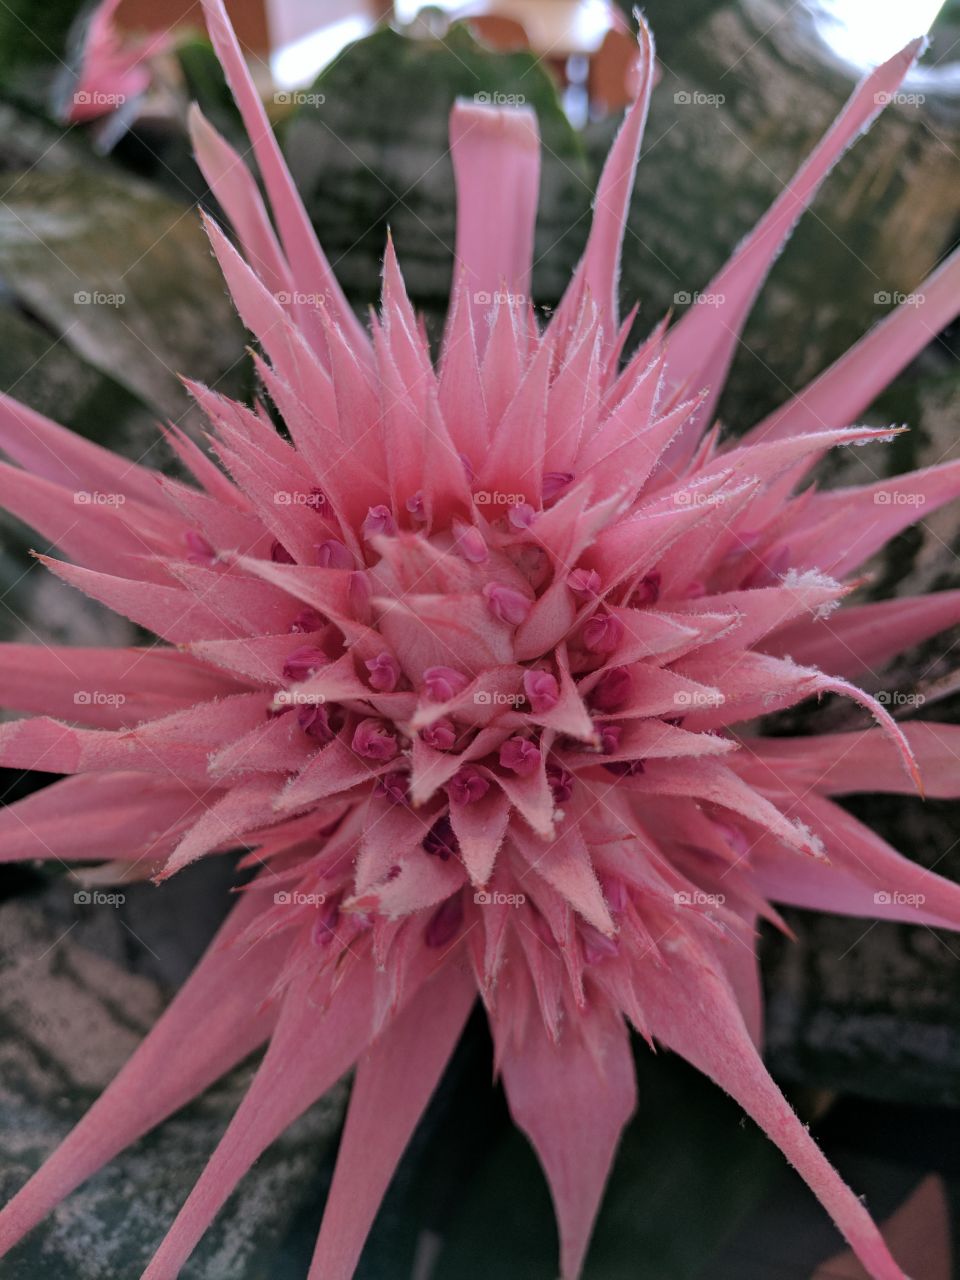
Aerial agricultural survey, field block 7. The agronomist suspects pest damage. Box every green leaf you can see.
[0,869,349,1279]
[0,167,245,426]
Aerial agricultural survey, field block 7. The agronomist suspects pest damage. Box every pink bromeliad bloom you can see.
[65,0,170,124]
[3,3,960,1277]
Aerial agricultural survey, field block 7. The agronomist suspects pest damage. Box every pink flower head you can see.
[282,645,328,682]
[351,717,398,761]
[453,520,489,563]
[297,702,334,743]
[374,769,410,805]
[64,0,171,125]
[499,736,541,776]
[567,567,602,599]
[523,668,560,714]
[361,504,397,540]
[2,10,960,1280]
[419,718,457,751]
[315,538,354,569]
[422,666,471,702]
[542,470,575,503]
[365,651,401,692]
[288,607,326,633]
[483,581,532,626]
[448,766,491,805]
[591,665,632,711]
[582,610,624,655]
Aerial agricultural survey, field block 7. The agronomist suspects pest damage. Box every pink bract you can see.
[2,3,960,1278]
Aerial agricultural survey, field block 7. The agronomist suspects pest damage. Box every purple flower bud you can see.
[423,666,470,702]
[297,703,334,742]
[289,608,326,634]
[362,505,397,540]
[366,651,400,692]
[568,568,601,599]
[546,762,574,803]
[316,539,354,569]
[184,530,215,565]
[420,718,457,751]
[351,717,398,761]
[283,646,329,682]
[484,582,532,626]
[374,770,410,805]
[499,736,541,776]
[582,611,624,655]
[448,766,490,805]
[591,666,632,712]
[523,669,560,714]
[542,471,575,504]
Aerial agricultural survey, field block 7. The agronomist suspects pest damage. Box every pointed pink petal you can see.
[449,100,540,349]
[140,956,378,1280]
[741,722,960,799]
[500,1003,636,1280]
[746,245,960,444]
[638,932,907,1279]
[750,794,960,931]
[450,781,512,887]
[307,960,475,1280]
[188,103,292,296]
[663,37,924,462]
[0,772,212,865]
[199,0,370,361]
[550,21,654,353]
[0,644,240,727]
[0,392,161,504]
[763,589,960,678]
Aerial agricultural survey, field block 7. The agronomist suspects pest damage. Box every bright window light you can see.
[271,15,373,90]
[814,0,946,69]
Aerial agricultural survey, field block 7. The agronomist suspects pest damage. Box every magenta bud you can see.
[283,646,329,682]
[499,736,541,777]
